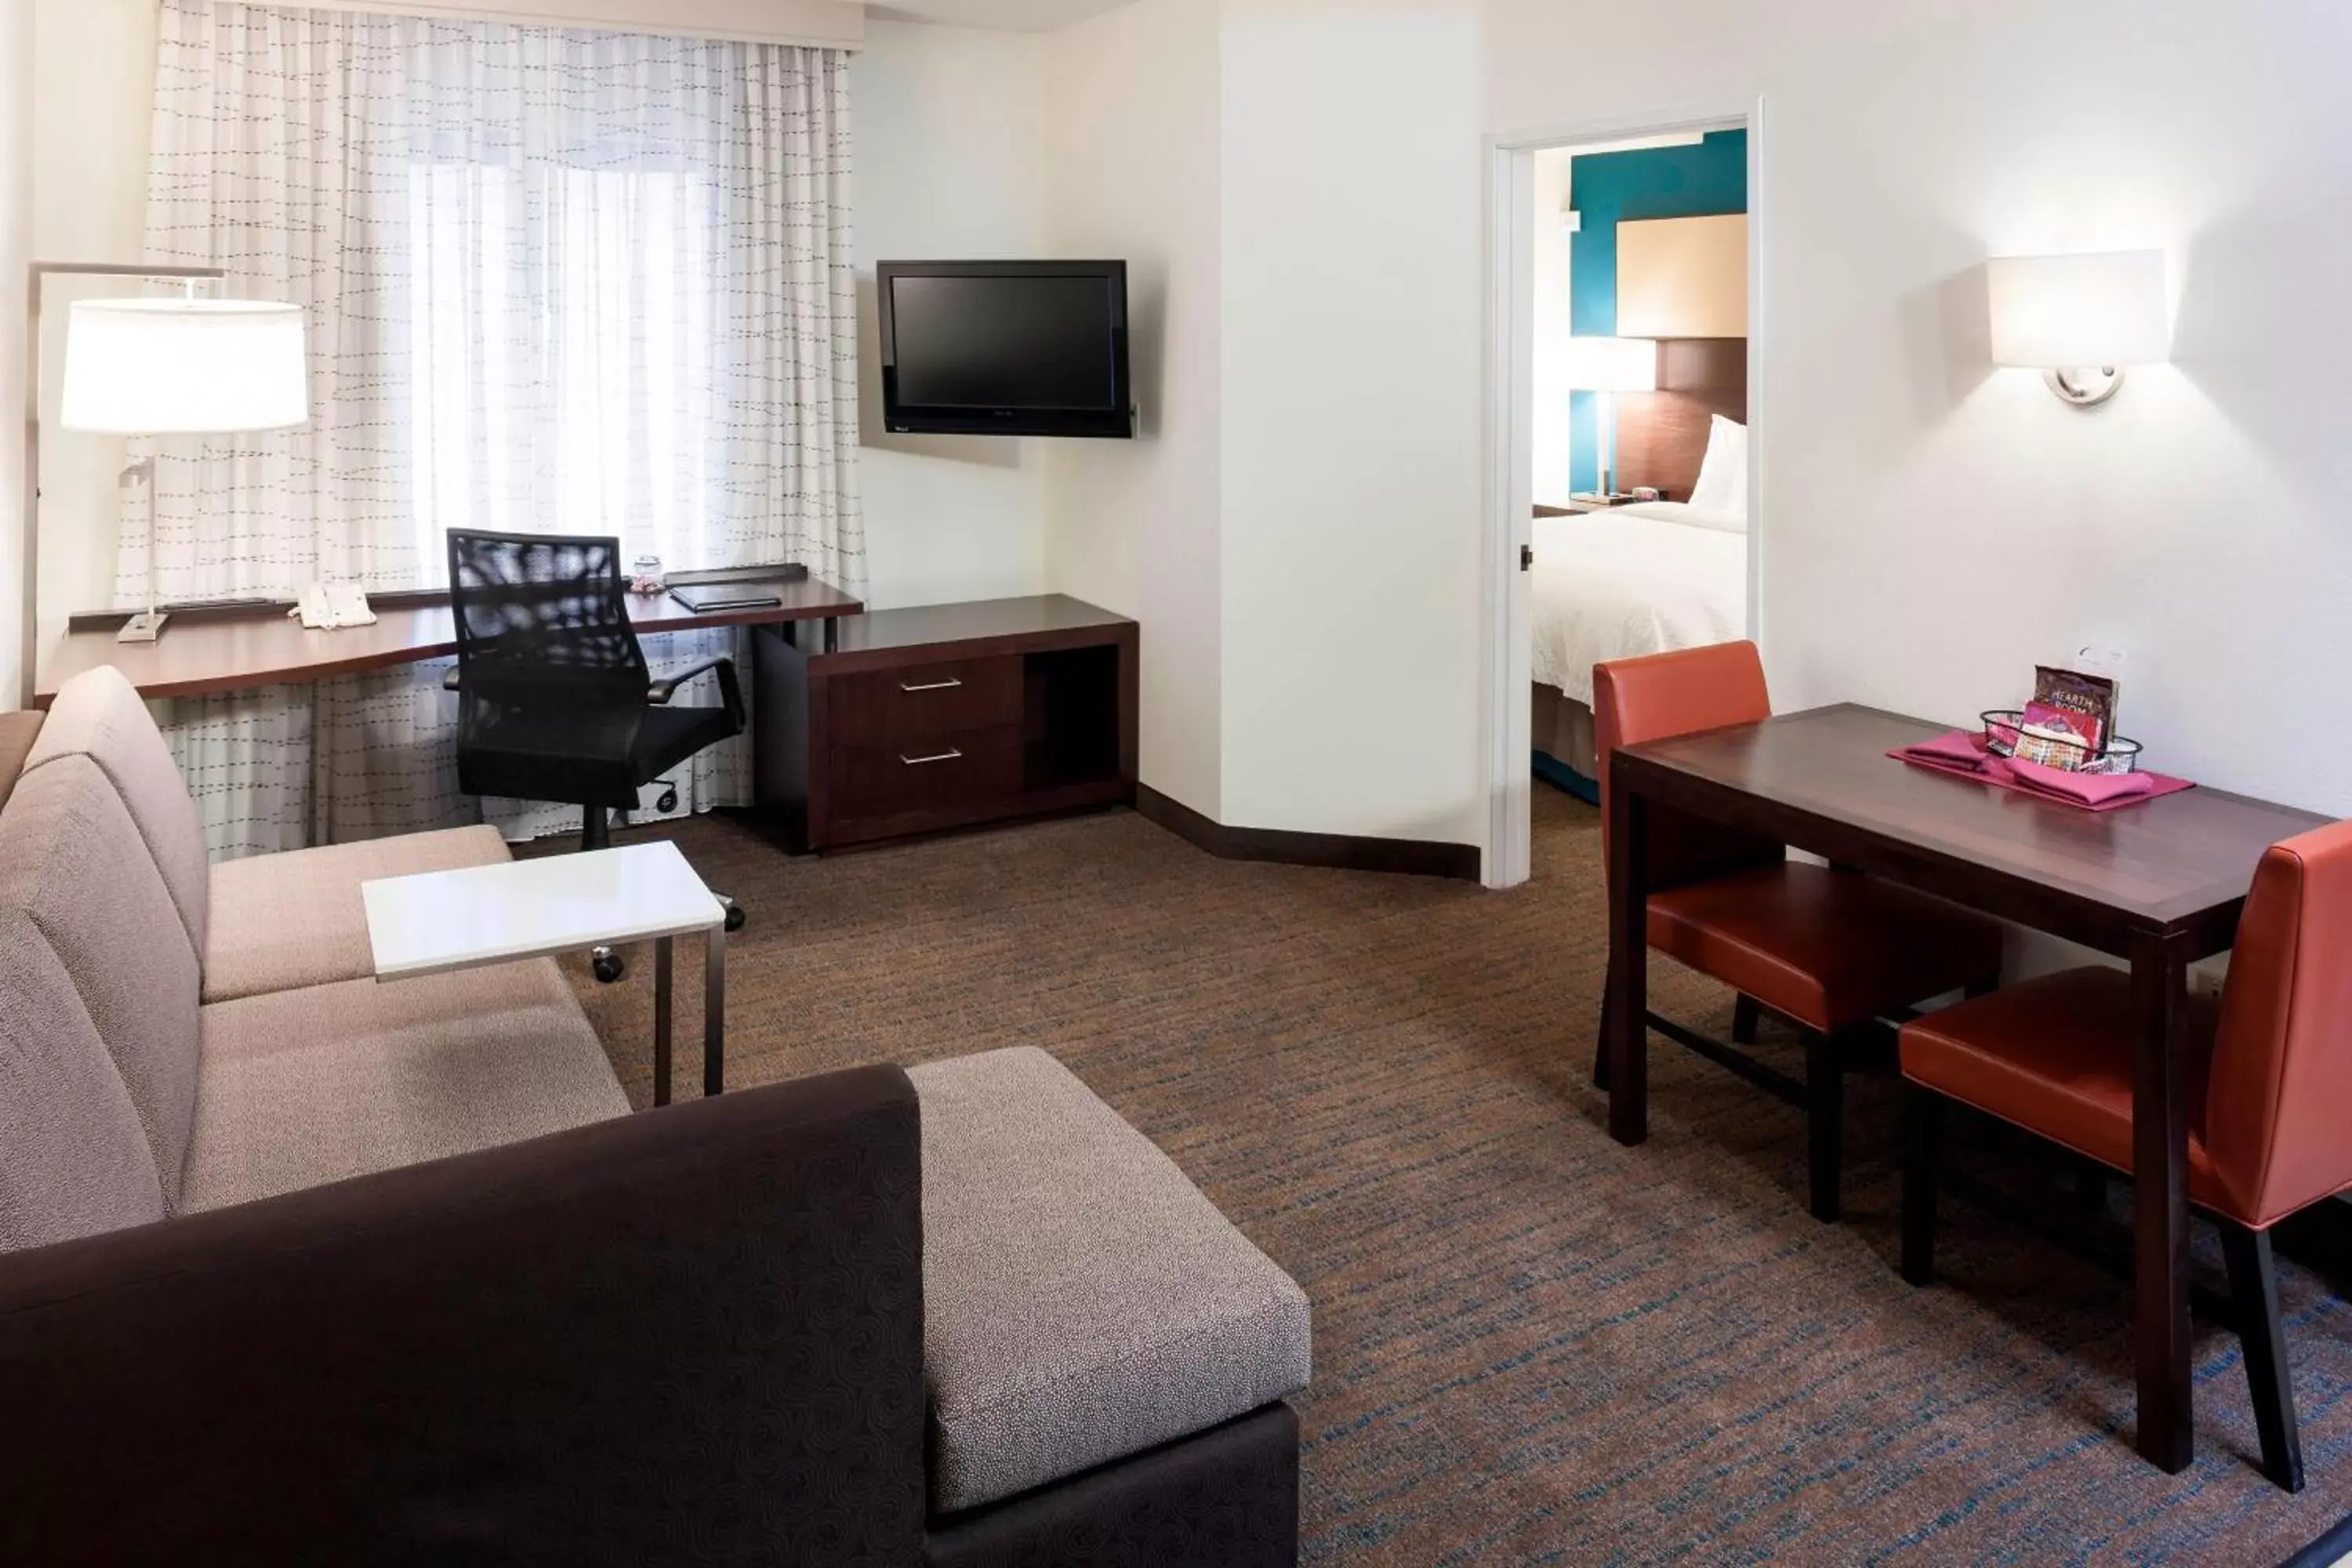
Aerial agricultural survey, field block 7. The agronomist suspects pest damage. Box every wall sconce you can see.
[1987,249,2169,407]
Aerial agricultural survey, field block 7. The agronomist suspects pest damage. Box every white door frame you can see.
[1478,97,1766,889]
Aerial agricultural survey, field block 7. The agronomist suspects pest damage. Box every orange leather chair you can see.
[1595,641,2005,1221]
[1900,819,2352,1492]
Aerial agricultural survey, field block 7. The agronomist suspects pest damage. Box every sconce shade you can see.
[1987,250,2169,370]
[1563,334,1659,393]
[60,297,310,434]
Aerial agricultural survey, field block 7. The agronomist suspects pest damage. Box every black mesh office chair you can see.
[445,529,746,982]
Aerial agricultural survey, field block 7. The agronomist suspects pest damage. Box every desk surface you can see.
[1615,703,2329,943]
[36,572,862,706]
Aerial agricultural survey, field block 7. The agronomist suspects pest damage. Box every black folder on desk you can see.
[670,584,785,613]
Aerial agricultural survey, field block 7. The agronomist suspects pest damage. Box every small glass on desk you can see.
[630,555,666,595]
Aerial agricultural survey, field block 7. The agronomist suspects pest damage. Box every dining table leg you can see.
[2130,927,2194,1472]
[1606,779,1650,1145]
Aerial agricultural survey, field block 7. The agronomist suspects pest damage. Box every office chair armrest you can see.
[648,656,745,728]
[442,666,462,691]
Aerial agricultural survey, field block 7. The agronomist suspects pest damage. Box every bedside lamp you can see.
[1987,250,2169,407]
[57,293,310,643]
[1564,334,1657,499]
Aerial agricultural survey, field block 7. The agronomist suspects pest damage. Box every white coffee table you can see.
[363,840,729,1105]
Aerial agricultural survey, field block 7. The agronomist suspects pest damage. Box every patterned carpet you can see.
[554,791,2352,1565]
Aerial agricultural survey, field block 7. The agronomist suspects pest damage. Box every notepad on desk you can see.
[670,584,786,613]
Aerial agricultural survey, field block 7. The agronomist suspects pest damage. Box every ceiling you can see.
[866,0,1139,31]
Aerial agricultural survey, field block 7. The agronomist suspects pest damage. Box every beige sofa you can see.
[0,665,626,1253]
[2,665,1309,1563]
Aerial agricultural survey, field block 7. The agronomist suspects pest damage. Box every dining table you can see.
[1602,702,2331,1473]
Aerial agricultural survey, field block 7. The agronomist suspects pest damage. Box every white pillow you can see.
[1689,415,1748,514]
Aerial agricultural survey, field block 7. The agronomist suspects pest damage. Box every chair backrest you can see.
[2203,818,2352,1227]
[1592,641,1784,891]
[446,531,650,714]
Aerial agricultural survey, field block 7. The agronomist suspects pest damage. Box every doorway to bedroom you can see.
[1483,109,1759,888]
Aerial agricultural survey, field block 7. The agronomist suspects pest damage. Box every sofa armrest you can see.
[0,1067,927,1566]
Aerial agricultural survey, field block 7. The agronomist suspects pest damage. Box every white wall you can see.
[1042,0,1225,816]
[1,0,32,708]
[1488,0,2352,818]
[853,20,1053,610]
[1217,0,1486,843]
[30,0,154,682]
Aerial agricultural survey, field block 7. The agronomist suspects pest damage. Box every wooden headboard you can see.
[1616,337,1746,502]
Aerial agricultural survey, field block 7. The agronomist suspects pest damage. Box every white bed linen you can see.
[1529,503,1748,706]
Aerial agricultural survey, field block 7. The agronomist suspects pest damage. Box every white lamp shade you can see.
[1986,250,2169,369]
[1563,335,1659,393]
[60,297,310,434]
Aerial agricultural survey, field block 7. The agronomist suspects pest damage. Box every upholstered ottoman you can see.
[909,1047,1311,1535]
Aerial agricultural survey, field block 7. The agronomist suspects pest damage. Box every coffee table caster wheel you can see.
[592,946,625,984]
[722,898,746,934]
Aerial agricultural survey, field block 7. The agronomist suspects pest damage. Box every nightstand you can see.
[1535,493,1659,517]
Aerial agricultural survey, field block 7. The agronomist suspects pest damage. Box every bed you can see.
[1533,310,1751,793]
[1529,499,1747,790]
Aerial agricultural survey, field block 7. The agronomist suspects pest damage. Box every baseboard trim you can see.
[2277,1511,2352,1568]
[1134,784,1482,883]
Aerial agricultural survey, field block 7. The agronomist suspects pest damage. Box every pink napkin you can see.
[2004,754,2158,807]
[1889,728,2195,812]
[1896,730,1999,772]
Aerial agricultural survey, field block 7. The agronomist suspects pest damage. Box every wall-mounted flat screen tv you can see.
[878,260,1133,439]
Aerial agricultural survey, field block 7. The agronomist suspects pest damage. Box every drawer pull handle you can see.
[900,748,964,767]
[900,678,964,693]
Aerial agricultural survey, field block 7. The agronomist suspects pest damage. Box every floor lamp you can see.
[1563,334,1658,501]
[20,264,308,707]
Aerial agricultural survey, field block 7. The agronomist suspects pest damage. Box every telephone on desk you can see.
[291,583,377,630]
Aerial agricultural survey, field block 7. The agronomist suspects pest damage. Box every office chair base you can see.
[721,895,746,933]
[592,946,625,984]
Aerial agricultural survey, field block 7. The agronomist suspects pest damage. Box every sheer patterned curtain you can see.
[129,0,861,856]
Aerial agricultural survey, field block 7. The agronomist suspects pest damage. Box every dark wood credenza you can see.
[753,595,1138,852]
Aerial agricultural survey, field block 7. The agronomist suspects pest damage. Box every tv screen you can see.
[879,261,1133,438]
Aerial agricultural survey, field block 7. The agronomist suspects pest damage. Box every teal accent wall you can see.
[1566,129,1747,495]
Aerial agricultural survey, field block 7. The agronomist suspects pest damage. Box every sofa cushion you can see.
[204,825,513,1002]
[0,908,169,1253]
[908,1047,1312,1515]
[0,710,42,815]
[0,754,204,1210]
[182,957,629,1212]
[24,665,211,958]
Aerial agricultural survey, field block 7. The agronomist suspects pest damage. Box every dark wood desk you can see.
[755,594,1138,852]
[1603,702,2329,1475]
[34,572,862,706]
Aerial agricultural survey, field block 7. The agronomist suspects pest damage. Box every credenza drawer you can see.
[829,656,1023,746]
[830,728,1022,822]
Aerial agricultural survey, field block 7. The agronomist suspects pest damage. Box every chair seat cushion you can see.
[203,826,513,1002]
[907,1047,1311,1515]
[1647,862,2005,1033]
[457,702,737,811]
[182,958,627,1212]
[1899,967,2233,1213]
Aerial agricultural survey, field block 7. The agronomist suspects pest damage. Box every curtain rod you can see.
[244,0,867,50]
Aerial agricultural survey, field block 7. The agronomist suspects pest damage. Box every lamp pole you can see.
[21,261,223,710]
